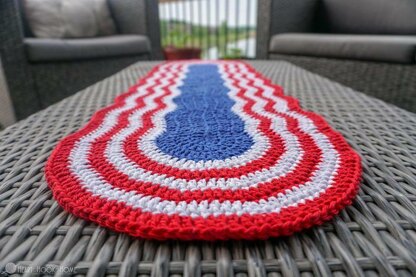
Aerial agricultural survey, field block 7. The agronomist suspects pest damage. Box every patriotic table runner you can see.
[45,61,361,240]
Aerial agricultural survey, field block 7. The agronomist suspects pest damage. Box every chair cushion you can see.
[25,35,150,62]
[269,34,416,64]
[23,0,117,38]
[322,0,416,35]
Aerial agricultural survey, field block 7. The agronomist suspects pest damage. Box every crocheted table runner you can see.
[46,61,361,240]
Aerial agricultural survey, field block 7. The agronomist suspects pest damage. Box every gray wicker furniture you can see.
[1,60,416,276]
[0,58,16,128]
[0,0,162,121]
[256,0,416,113]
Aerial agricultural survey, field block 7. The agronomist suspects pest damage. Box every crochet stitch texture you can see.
[45,61,361,240]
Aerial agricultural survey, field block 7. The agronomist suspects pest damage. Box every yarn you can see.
[45,61,361,240]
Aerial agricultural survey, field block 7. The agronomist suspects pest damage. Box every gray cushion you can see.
[269,34,416,64]
[25,35,150,62]
[108,0,147,35]
[322,0,416,35]
[23,0,117,38]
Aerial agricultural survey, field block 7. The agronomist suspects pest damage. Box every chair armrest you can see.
[0,0,40,119]
[144,0,163,60]
[256,0,319,59]
[109,0,162,59]
[109,0,147,35]
[0,0,26,69]
[0,0,28,65]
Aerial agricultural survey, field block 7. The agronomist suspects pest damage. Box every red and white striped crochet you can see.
[45,61,361,240]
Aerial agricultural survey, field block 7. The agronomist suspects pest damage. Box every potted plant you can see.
[163,26,201,60]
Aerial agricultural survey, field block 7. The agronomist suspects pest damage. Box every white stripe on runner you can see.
[68,62,340,217]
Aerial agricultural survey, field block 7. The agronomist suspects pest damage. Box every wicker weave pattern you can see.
[0,61,415,276]
[32,55,148,108]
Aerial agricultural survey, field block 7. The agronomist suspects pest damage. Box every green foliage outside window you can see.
[161,20,255,58]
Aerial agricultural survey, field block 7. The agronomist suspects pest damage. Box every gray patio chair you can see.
[0,0,162,120]
[256,0,416,113]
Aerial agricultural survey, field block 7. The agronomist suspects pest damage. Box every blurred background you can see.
[159,0,257,59]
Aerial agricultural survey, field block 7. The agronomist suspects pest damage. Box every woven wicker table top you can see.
[0,61,415,276]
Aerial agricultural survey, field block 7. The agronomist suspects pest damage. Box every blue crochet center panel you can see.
[155,64,254,161]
